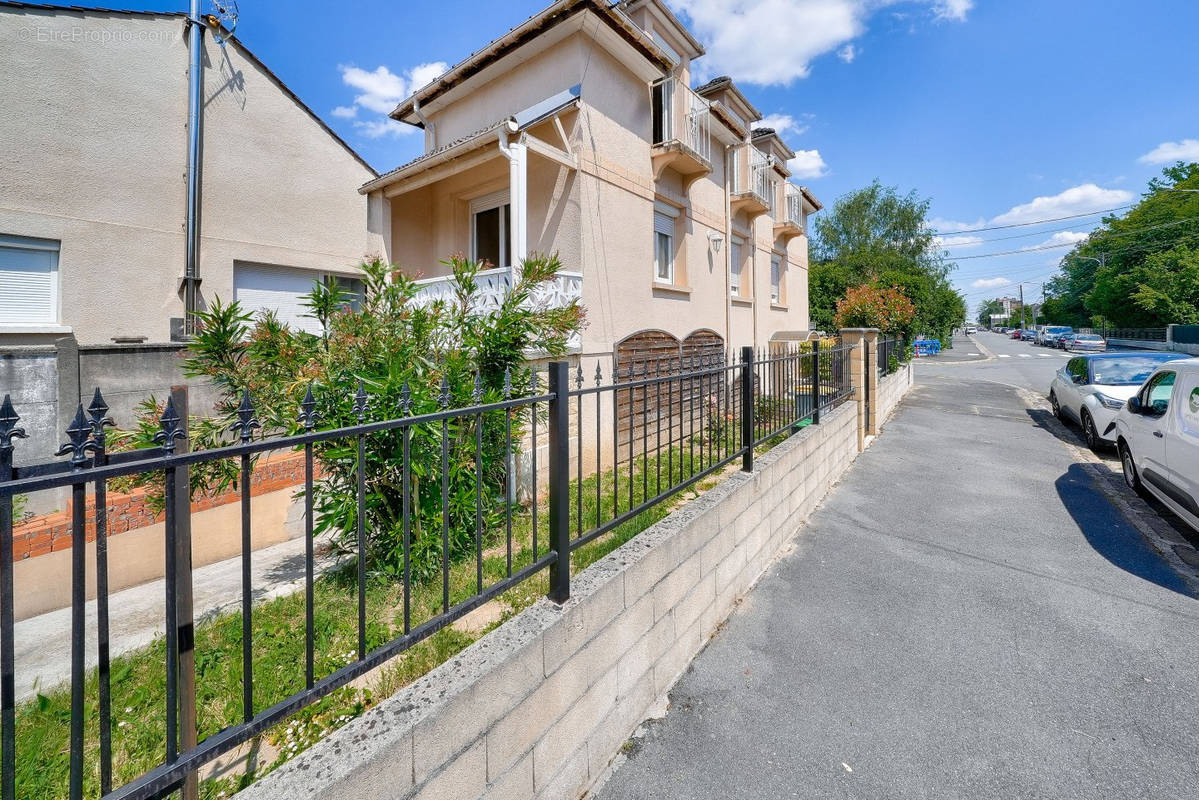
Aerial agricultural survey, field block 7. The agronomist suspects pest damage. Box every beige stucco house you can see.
[362,0,822,369]
[0,2,377,347]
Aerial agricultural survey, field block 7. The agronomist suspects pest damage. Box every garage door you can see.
[233,263,327,335]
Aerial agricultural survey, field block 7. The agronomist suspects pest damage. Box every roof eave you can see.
[390,0,672,125]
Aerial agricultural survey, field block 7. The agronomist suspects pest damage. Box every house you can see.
[361,0,822,370]
[0,1,377,347]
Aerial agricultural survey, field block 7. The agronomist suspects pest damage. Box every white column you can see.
[509,140,528,283]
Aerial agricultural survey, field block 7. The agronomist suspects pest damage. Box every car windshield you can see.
[1089,356,1183,386]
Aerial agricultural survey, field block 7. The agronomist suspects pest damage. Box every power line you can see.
[944,214,1199,260]
[930,204,1132,236]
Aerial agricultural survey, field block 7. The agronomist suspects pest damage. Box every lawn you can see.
[7,439,735,799]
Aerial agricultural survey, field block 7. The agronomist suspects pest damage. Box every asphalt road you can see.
[594,342,1199,800]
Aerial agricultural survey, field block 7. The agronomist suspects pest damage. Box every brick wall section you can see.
[239,399,869,800]
[12,451,312,560]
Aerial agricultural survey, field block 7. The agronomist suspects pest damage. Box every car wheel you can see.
[1081,411,1100,451]
[1119,440,1145,494]
[1050,391,1061,420]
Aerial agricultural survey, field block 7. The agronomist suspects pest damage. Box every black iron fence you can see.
[1106,328,1168,342]
[877,337,903,378]
[0,342,854,800]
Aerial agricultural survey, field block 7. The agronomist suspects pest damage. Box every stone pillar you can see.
[839,328,875,452]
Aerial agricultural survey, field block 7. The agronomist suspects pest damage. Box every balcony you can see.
[773,184,806,241]
[651,76,713,181]
[731,144,774,218]
[410,266,583,350]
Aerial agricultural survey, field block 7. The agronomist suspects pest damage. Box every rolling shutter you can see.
[233,263,324,335]
[0,236,58,324]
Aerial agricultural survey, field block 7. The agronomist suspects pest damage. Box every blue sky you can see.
[122,0,1199,313]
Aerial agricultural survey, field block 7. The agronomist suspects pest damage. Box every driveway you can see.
[594,356,1199,800]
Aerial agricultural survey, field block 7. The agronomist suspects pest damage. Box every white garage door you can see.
[233,263,328,335]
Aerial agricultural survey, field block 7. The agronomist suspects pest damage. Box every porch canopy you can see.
[359,87,581,282]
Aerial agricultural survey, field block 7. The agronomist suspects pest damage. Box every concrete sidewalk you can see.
[595,372,1199,799]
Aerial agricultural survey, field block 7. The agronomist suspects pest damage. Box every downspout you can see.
[496,121,527,283]
[182,0,204,339]
[413,98,435,149]
[723,144,733,352]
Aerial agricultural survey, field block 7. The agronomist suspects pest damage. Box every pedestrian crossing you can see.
[997,352,1066,359]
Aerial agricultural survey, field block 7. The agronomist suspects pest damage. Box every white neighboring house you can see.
[0,2,378,346]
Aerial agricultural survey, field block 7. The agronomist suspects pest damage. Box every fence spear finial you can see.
[57,404,99,466]
[299,383,319,431]
[231,389,261,443]
[0,394,28,452]
[353,380,369,423]
[153,396,186,455]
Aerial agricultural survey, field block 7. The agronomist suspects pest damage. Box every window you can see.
[471,191,511,269]
[729,235,744,296]
[1067,358,1087,384]
[234,263,363,335]
[653,210,676,284]
[770,254,782,303]
[1142,371,1176,415]
[0,235,59,324]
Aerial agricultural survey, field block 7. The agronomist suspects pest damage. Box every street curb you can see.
[913,335,995,367]
[1011,384,1199,597]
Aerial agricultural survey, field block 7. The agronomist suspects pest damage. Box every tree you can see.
[183,254,584,580]
[811,180,965,343]
[977,299,1003,327]
[1045,162,1199,327]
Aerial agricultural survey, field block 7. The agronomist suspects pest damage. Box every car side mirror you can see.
[1127,397,1142,414]
[1072,374,1086,385]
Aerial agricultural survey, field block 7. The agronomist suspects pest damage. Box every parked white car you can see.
[1049,352,1189,450]
[1065,333,1106,352]
[1106,357,1199,533]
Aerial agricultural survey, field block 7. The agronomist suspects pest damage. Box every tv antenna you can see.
[205,0,239,45]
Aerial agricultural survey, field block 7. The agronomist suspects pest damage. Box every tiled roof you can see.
[360,119,510,192]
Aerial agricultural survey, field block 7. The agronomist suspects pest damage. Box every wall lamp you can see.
[707,231,724,253]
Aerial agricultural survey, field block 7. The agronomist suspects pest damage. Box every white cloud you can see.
[1138,139,1199,165]
[930,216,985,233]
[1022,230,1089,250]
[935,234,984,249]
[787,149,828,179]
[989,183,1133,226]
[753,113,809,137]
[971,277,1010,290]
[337,61,449,138]
[666,0,970,85]
[837,43,857,63]
[931,0,973,21]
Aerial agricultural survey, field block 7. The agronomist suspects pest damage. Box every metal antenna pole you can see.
[183,0,205,338]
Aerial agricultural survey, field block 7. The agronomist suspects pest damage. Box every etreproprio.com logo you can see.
[17,26,182,44]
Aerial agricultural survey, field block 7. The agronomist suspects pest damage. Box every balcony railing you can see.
[731,144,774,215]
[783,184,805,228]
[651,76,712,167]
[411,267,583,349]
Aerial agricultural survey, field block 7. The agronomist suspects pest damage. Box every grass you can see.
[5,434,737,799]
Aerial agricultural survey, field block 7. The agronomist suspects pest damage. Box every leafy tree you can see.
[811,180,965,343]
[977,299,1003,327]
[1045,162,1199,327]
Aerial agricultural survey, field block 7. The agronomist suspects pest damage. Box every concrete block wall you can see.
[876,362,914,430]
[238,401,864,800]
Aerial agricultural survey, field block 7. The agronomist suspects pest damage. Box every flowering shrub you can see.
[833,284,916,333]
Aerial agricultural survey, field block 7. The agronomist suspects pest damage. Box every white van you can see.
[1107,358,1199,532]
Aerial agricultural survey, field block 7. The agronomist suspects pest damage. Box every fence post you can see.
[170,386,199,800]
[546,362,571,604]
[740,346,754,472]
[811,339,821,425]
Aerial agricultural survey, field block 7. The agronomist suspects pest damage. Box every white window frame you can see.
[770,253,783,304]
[469,189,511,269]
[0,234,61,327]
[729,235,745,296]
[653,202,680,286]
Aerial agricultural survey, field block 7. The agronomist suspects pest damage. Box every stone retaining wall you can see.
[239,399,867,800]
